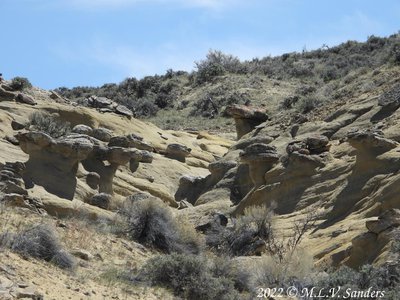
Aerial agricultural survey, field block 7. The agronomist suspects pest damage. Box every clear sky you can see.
[1,0,399,89]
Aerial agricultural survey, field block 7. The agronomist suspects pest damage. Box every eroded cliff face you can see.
[177,74,400,268]
[2,68,400,271]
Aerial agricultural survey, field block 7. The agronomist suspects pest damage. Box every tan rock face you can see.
[16,130,153,199]
[17,132,94,199]
[225,104,268,139]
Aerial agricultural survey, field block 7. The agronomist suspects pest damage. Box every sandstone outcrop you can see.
[0,86,15,101]
[225,104,268,139]
[175,160,237,205]
[347,209,400,267]
[87,95,133,118]
[17,132,94,199]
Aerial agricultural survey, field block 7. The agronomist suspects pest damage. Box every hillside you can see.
[1,33,400,299]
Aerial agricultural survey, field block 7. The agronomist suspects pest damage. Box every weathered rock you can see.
[89,193,112,209]
[208,160,237,177]
[15,93,36,105]
[346,129,398,153]
[139,150,153,163]
[4,136,19,145]
[86,172,100,189]
[305,134,330,154]
[195,212,228,232]
[225,104,268,139]
[91,128,113,142]
[115,104,133,117]
[178,200,193,209]
[11,120,25,130]
[0,181,27,195]
[126,134,154,151]
[377,84,400,107]
[108,136,130,148]
[174,175,206,204]
[232,135,275,150]
[49,90,64,101]
[82,144,144,194]
[0,193,45,213]
[17,132,94,199]
[366,209,400,234]
[72,124,93,135]
[88,96,112,108]
[165,143,191,162]
[0,86,15,101]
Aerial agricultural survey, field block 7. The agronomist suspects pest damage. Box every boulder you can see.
[91,127,113,142]
[115,104,133,117]
[11,120,25,130]
[86,172,100,189]
[165,143,191,162]
[88,96,112,108]
[305,134,330,154]
[126,134,154,151]
[15,93,37,105]
[89,193,112,209]
[108,136,130,148]
[72,124,93,135]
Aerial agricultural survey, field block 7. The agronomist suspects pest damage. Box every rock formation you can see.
[17,132,94,199]
[165,143,191,162]
[87,95,133,117]
[225,104,268,139]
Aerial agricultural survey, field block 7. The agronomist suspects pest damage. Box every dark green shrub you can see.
[389,41,400,65]
[132,98,159,117]
[206,206,272,257]
[296,95,322,113]
[119,198,203,254]
[10,77,32,91]
[313,264,400,299]
[154,82,178,108]
[137,253,240,300]
[196,62,226,84]
[28,112,71,138]
[5,224,75,269]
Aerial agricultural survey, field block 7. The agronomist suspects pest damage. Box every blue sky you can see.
[1,0,399,89]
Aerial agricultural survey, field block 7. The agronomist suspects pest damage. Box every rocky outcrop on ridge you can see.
[225,104,268,139]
